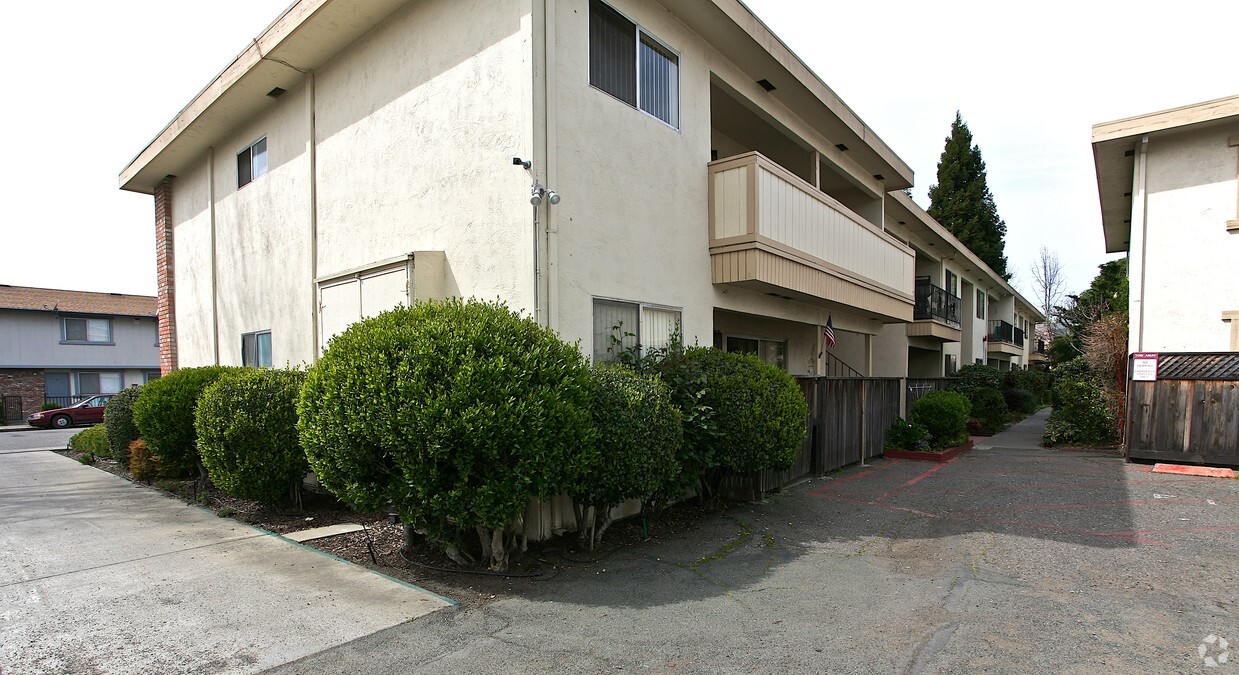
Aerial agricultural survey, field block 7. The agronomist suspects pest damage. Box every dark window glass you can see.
[589,0,637,107]
[237,146,253,187]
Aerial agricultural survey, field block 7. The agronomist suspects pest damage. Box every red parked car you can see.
[27,395,113,429]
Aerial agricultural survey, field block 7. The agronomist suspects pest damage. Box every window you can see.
[62,317,112,344]
[592,299,681,362]
[589,0,679,128]
[241,331,273,368]
[944,270,958,296]
[143,371,161,384]
[237,137,268,188]
[976,290,986,319]
[726,336,788,371]
[944,354,958,376]
[77,372,123,396]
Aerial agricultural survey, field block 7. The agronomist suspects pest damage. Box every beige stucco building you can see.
[1094,95,1239,353]
[120,0,1040,382]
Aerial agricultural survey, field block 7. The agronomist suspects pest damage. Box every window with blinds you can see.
[62,317,111,344]
[589,0,679,128]
[592,299,682,362]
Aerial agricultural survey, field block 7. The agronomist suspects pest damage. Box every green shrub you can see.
[104,386,144,467]
[1002,388,1038,414]
[692,348,808,474]
[910,390,970,448]
[572,364,682,548]
[132,366,239,476]
[1049,357,1097,407]
[196,368,307,505]
[298,299,595,572]
[40,402,60,411]
[1042,380,1117,446]
[971,387,1010,434]
[885,418,931,451]
[626,340,719,507]
[69,424,110,458]
[949,363,1004,400]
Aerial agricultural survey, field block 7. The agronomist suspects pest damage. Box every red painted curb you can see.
[884,440,974,464]
[1152,463,1236,479]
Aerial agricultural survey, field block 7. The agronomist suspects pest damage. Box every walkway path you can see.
[0,449,451,674]
[272,409,1239,673]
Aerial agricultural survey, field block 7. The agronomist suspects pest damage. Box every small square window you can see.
[589,0,679,128]
[237,137,268,188]
[242,330,273,368]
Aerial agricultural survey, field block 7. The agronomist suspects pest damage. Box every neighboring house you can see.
[118,0,1041,388]
[0,285,159,421]
[1093,95,1239,352]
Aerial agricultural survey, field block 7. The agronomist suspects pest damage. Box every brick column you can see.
[0,369,45,420]
[155,176,178,375]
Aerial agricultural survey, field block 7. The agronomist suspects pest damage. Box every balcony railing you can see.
[987,320,1025,348]
[708,152,915,322]
[913,279,961,327]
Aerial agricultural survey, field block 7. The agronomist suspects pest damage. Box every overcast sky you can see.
[2,1,1235,302]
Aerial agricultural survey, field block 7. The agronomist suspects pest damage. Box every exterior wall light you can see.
[531,183,561,206]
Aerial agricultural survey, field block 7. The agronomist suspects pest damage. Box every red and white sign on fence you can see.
[1131,352,1160,381]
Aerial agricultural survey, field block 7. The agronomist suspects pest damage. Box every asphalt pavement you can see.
[0,426,80,453]
[270,409,1239,673]
[0,443,452,673]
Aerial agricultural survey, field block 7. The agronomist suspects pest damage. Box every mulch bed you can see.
[56,448,718,608]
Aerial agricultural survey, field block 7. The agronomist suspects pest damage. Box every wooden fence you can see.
[721,377,903,499]
[1126,352,1239,467]
[906,378,953,409]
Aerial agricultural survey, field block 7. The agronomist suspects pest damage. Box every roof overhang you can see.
[1092,94,1239,254]
[119,0,409,194]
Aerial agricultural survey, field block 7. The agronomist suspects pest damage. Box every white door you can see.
[318,261,411,353]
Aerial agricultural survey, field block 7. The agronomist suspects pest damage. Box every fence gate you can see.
[3,396,23,422]
[1126,352,1239,467]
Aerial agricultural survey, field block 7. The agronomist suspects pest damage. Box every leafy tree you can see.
[928,112,1010,279]
[1051,258,1128,361]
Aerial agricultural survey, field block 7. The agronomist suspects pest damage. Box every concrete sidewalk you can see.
[0,450,451,674]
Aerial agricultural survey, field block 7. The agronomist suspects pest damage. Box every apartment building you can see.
[119,0,1039,382]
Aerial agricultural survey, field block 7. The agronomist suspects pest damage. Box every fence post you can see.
[858,379,869,465]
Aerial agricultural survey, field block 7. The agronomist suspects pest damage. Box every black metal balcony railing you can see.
[913,279,961,327]
[1035,339,1047,354]
[987,320,1025,348]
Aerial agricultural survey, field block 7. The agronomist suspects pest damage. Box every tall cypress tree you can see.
[928,113,1010,280]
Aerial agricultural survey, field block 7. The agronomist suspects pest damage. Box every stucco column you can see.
[154,176,178,375]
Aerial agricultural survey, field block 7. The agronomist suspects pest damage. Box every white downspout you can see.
[1134,135,1150,352]
[308,72,320,361]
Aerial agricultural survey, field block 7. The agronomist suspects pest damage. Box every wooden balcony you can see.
[708,152,914,322]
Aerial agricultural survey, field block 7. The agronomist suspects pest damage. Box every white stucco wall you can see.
[1134,125,1239,352]
[167,0,536,368]
[315,0,536,315]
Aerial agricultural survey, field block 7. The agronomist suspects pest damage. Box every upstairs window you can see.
[589,0,679,128]
[237,137,268,188]
[62,317,111,344]
[242,330,273,368]
[976,290,986,320]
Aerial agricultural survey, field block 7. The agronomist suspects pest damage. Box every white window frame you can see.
[237,136,268,188]
[588,0,680,130]
[61,316,113,345]
[241,330,273,368]
[76,371,123,396]
[592,297,682,362]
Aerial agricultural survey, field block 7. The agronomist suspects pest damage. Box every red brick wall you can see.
[0,369,44,421]
[155,176,178,375]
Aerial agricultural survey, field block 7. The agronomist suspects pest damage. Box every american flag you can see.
[823,315,836,349]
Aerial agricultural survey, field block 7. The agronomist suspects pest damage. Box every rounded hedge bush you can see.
[572,364,682,546]
[69,424,110,458]
[132,366,240,476]
[949,363,1004,399]
[885,417,931,451]
[298,299,595,569]
[196,368,307,505]
[104,385,144,467]
[691,348,807,473]
[970,386,1010,434]
[910,390,970,448]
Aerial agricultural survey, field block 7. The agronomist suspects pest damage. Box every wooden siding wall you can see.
[720,377,903,499]
[1127,358,1239,467]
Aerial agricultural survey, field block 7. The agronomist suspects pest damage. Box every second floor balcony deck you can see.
[907,277,961,341]
[708,152,914,323]
[987,319,1025,356]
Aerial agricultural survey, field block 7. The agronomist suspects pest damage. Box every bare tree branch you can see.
[1030,245,1065,325]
